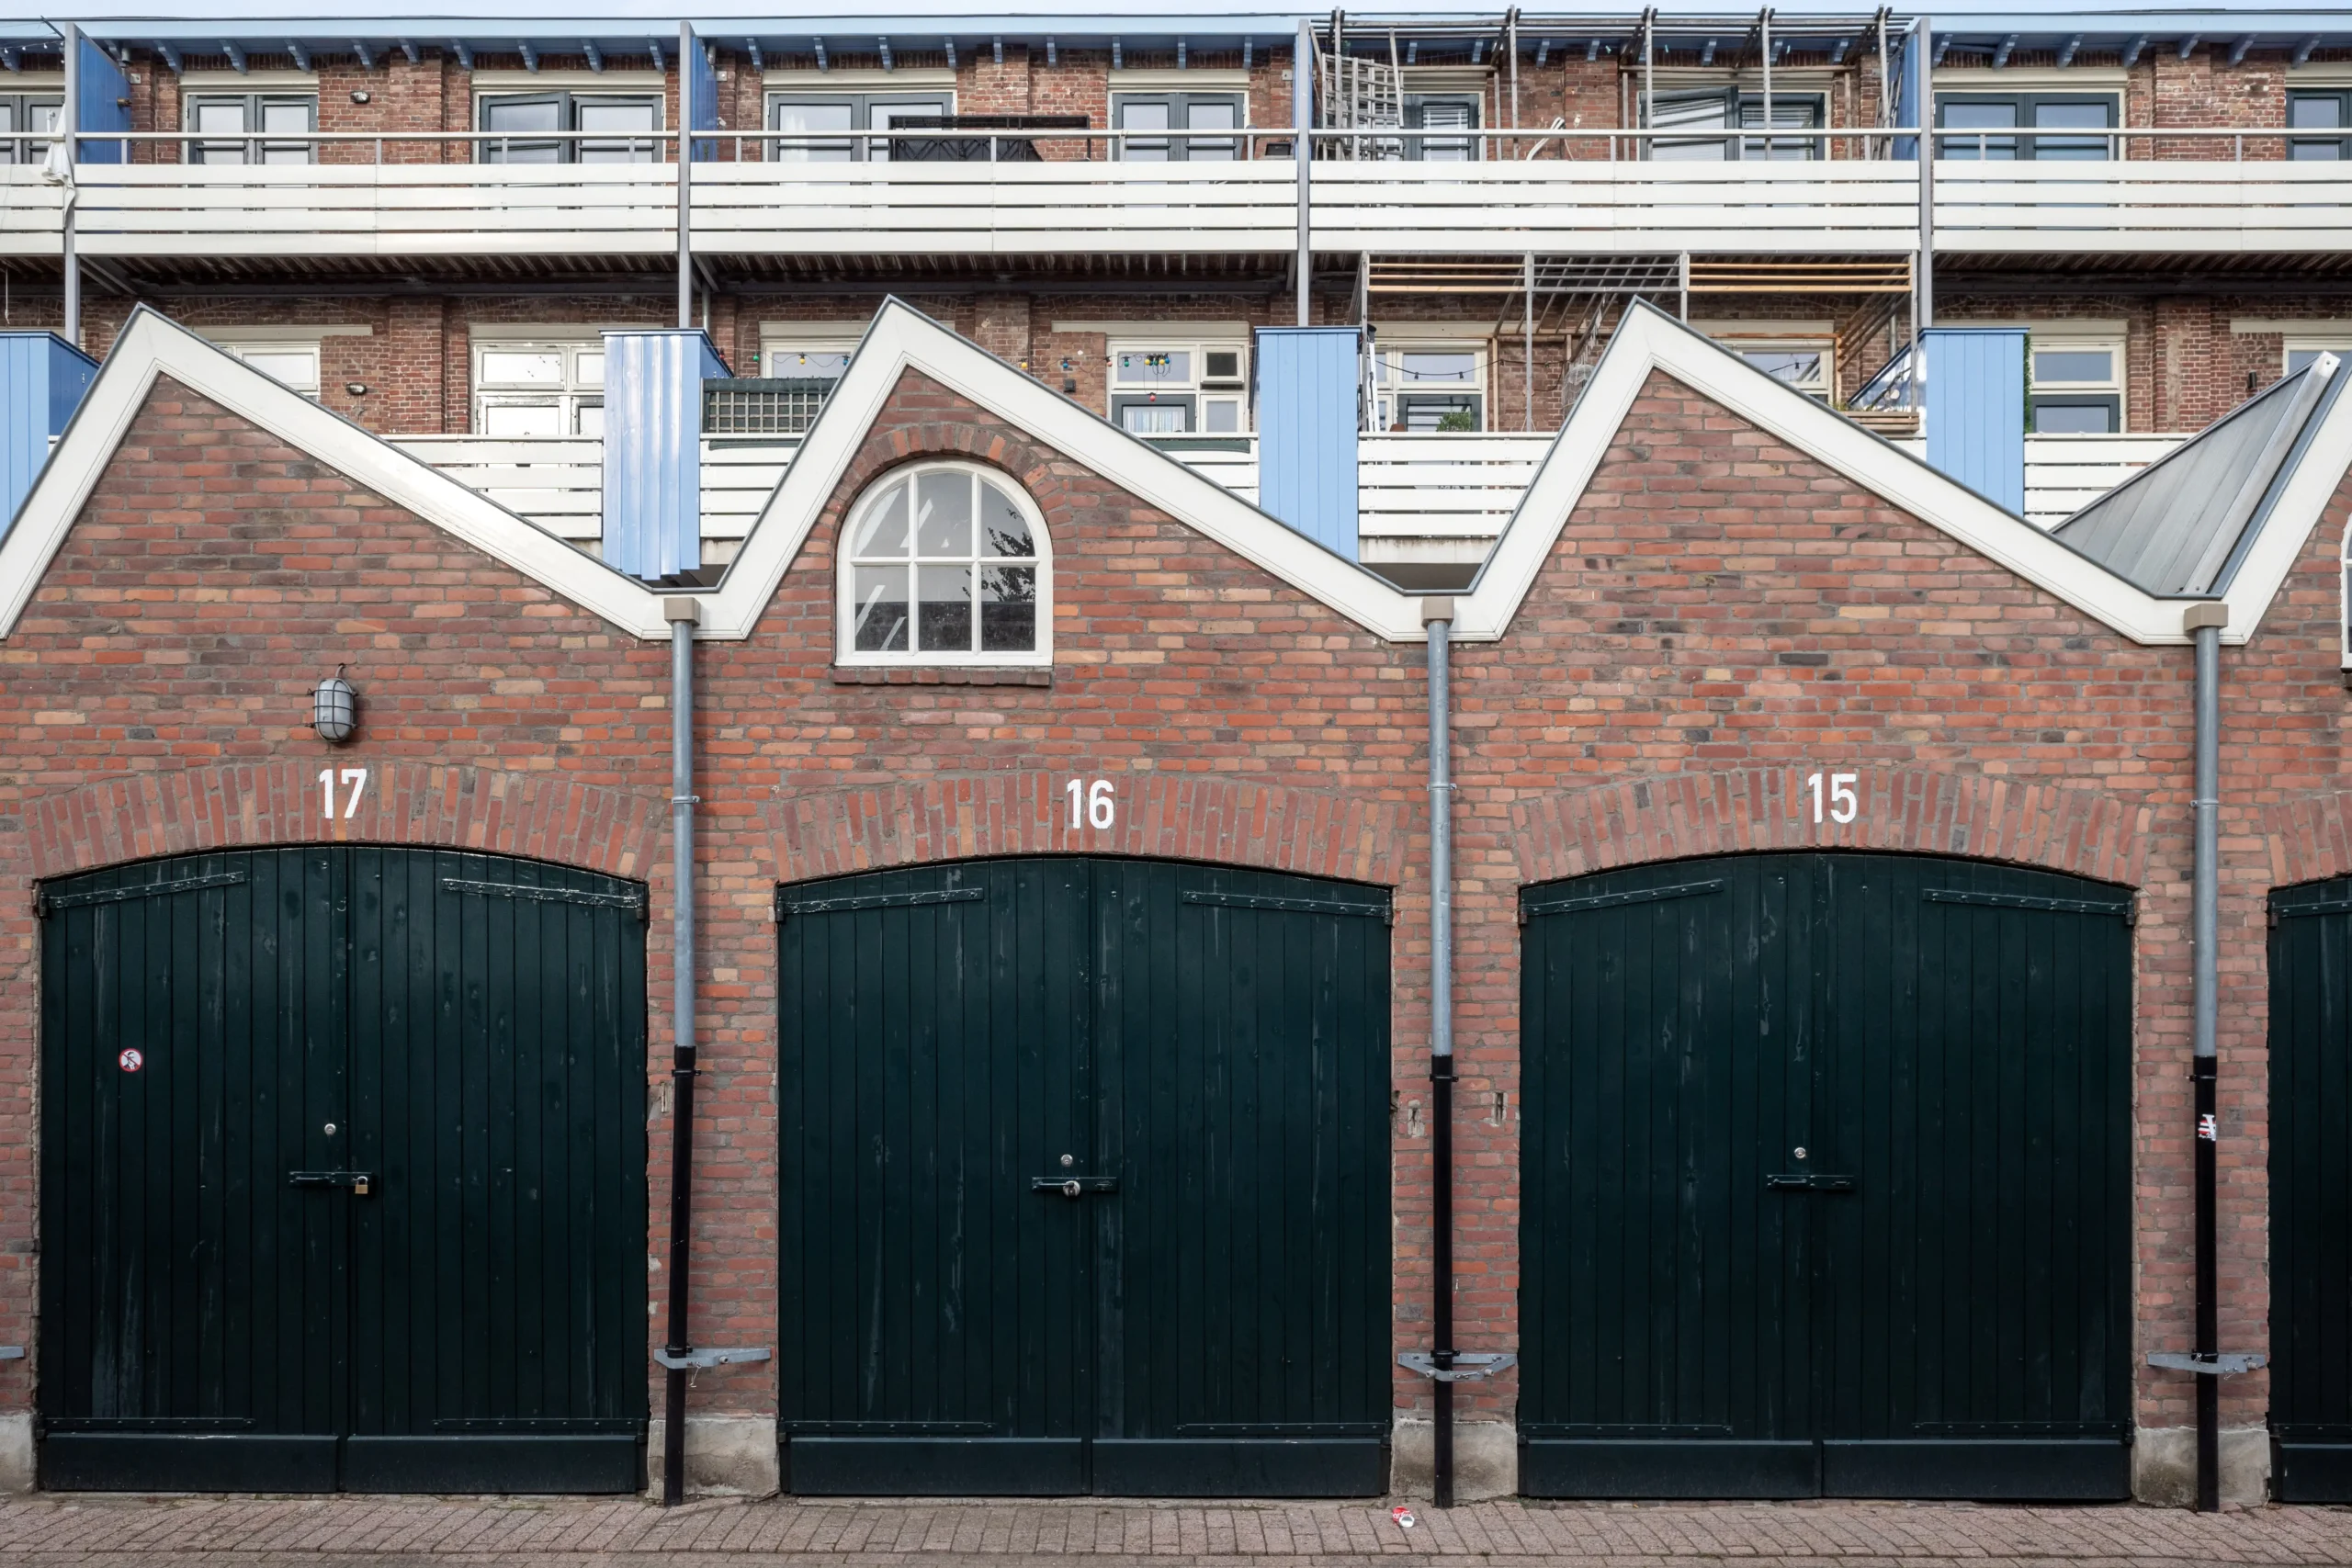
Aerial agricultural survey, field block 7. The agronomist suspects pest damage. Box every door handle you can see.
[289,1169,374,1196]
[1030,1176,1118,1198]
[1766,1173,1856,1193]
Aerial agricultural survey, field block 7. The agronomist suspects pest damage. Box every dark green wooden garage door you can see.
[2270,879,2352,1502]
[777,857,1391,1497]
[1521,852,2132,1500]
[39,848,649,1494]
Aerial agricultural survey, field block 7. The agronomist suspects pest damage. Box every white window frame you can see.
[759,337,860,380]
[470,338,608,436]
[836,460,1053,669]
[1371,341,1488,432]
[474,89,665,164]
[2286,334,2352,376]
[2024,329,2127,434]
[211,338,324,397]
[183,90,319,164]
[1106,339,1250,435]
[763,89,956,162]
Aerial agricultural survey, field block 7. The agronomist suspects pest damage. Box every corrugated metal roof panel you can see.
[2053,355,2341,596]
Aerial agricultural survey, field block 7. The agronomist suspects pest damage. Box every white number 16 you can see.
[1066,778,1115,830]
[1806,772,1859,825]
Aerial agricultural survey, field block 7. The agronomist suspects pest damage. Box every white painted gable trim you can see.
[0,309,674,642]
[1456,303,2303,646]
[699,300,1425,641]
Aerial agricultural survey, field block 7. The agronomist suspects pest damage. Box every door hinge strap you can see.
[440,877,648,917]
[1923,888,2132,918]
[2273,897,2352,921]
[1766,1173,1858,1192]
[654,1347,771,1371]
[2147,1350,2267,1376]
[779,886,985,917]
[38,870,247,916]
[1521,879,1725,920]
[1181,890,1391,919]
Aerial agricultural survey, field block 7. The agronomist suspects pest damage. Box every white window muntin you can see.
[838,461,1052,667]
[1373,344,1487,432]
[472,339,606,436]
[1108,340,1249,435]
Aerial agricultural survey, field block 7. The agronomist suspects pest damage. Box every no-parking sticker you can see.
[118,1049,142,1074]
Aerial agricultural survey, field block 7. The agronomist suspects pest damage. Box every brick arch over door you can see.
[14,761,667,884]
[768,773,1414,888]
[2260,791,2352,889]
[1511,767,2155,890]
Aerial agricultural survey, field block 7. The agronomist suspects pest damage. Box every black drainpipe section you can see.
[662,595,701,1506]
[2190,605,2222,1514]
[1424,597,1457,1508]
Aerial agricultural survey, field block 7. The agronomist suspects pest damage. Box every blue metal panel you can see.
[690,40,721,160]
[1923,328,2026,515]
[77,37,130,165]
[1252,328,1359,562]
[1,332,100,543]
[601,331,727,582]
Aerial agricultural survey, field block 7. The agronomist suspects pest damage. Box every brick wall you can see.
[5,355,2348,1462]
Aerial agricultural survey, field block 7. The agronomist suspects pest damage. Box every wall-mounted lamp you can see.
[345,381,368,396]
[350,89,372,104]
[311,666,359,744]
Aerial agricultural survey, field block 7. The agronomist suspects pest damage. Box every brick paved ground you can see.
[0,1496,2346,1567]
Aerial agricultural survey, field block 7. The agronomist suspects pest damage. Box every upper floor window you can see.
[478,93,662,164]
[841,464,1049,665]
[1374,344,1486,431]
[2028,337,2124,433]
[215,339,322,397]
[2287,335,2352,375]
[1403,95,1480,161]
[1109,341,1248,434]
[0,94,61,165]
[1738,343,1833,401]
[1936,93,2117,161]
[1646,89,1823,161]
[767,93,951,162]
[1113,94,1242,162]
[473,339,606,435]
[186,93,316,164]
[2289,89,2351,161]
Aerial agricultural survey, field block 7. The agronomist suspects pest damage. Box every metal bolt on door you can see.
[39,848,649,1494]
[776,857,1392,1497]
[1519,852,2132,1501]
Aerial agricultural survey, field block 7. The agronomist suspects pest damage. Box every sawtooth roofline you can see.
[1,299,2338,650]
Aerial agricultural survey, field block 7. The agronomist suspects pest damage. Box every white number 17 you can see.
[319,767,368,821]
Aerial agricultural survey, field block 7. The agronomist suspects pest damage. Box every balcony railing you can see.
[3,127,2347,262]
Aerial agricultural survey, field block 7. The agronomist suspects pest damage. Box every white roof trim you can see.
[703,300,1423,641]
[0,309,673,643]
[1453,303,2304,647]
[7,300,2336,655]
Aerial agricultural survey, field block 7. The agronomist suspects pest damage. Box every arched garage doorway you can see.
[1519,852,2132,1501]
[39,848,650,1493]
[776,857,1392,1498]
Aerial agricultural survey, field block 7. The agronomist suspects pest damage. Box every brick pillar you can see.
[973,295,1034,374]
[443,303,469,434]
[386,299,444,434]
[2154,298,2217,432]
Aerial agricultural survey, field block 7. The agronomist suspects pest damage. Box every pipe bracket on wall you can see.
[1397,1352,1516,1382]
[2147,1351,2266,1376]
[654,1348,771,1371]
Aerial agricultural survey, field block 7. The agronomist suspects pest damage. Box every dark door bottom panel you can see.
[1090,1438,1384,1497]
[40,1434,340,1493]
[340,1436,641,1495]
[1520,1439,1818,1499]
[1821,1439,2130,1500]
[786,1438,1085,1496]
[2274,1442,2352,1503]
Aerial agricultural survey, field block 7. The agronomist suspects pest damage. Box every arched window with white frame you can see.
[839,463,1051,667]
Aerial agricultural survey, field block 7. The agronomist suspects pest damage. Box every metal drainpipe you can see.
[60,22,79,351]
[676,21,695,331]
[661,594,702,1506]
[2188,602,2223,1512]
[1295,19,1313,326]
[1424,596,1457,1508]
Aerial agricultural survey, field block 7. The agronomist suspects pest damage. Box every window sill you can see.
[832,665,1054,686]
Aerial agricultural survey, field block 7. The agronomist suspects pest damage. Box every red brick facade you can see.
[2,354,2346,1490]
